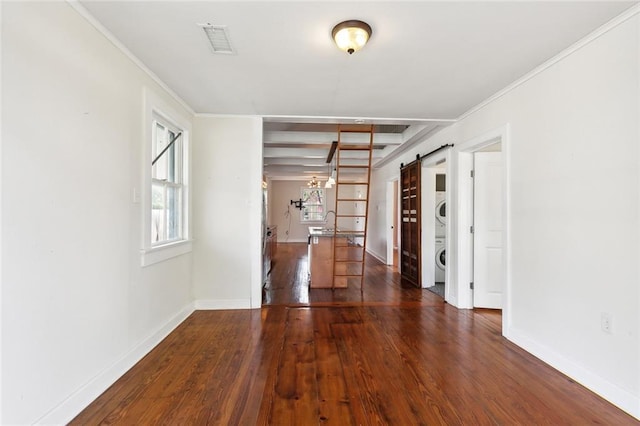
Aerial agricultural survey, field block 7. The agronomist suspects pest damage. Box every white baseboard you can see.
[366,248,386,264]
[505,326,640,420]
[194,299,252,310]
[36,302,196,425]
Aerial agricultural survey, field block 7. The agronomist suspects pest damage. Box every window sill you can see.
[140,239,193,267]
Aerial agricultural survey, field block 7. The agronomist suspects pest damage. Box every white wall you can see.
[367,173,391,261]
[191,116,263,309]
[369,11,639,417]
[1,3,194,424]
[269,180,336,243]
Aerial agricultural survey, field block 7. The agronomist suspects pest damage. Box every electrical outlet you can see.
[601,312,612,334]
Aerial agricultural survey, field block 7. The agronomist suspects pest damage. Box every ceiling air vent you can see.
[201,24,234,54]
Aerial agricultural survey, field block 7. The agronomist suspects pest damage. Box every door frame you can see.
[455,124,512,334]
[421,150,452,296]
[386,177,400,265]
[421,168,438,288]
[420,155,451,292]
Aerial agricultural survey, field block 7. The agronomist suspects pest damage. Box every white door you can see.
[473,152,503,308]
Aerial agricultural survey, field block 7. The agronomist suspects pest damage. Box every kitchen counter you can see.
[308,227,364,288]
[308,226,364,239]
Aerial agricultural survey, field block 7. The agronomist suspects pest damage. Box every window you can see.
[141,88,191,267]
[151,117,184,245]
[301,187,325,222]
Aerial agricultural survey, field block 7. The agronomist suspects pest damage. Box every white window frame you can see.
[300,187,326,223]
[141,88,192,267]
[151,118,184,246]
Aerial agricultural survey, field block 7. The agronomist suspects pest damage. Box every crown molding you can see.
[66,1,195,117]
[457,3,640,122]
[262,115,456,125]
[194,113,263,119]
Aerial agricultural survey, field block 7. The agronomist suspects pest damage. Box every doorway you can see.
[421,155,448,299]
[393,180,399,268]
[456,125,510,331]
[472,146,503,308]
[386,179,400,268]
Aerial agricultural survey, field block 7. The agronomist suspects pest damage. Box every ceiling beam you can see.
[264,147,383,159]
[263,131,402,145]
[326,141,338,163]
[264,157,370,166]
[265,143,332,149]
[264,142,387,150]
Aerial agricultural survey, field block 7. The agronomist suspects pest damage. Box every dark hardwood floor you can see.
[72,243,638,425]
[262,243,440,307]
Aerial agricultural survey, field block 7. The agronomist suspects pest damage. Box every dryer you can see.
[435,191,446,237]
[435,237,445,283]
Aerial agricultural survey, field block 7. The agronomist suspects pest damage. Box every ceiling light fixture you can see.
[307,176,320,188]
[332,20,372,55]
[325,173,335,188]
[324,161,335,188]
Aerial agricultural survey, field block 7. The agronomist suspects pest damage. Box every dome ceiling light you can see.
[331,20,372,55]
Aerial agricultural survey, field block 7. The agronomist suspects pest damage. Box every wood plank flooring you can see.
[72,243,638,425]
[262,243,437,307]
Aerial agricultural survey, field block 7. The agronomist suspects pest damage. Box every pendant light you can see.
[324,162,333,188]
[325,157,336,188]
[327,169,336,186]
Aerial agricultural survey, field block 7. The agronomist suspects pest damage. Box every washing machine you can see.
[435,237,445,283]
[435,191,446,237]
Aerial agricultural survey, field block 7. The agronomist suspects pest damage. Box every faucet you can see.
[323,210,336,222]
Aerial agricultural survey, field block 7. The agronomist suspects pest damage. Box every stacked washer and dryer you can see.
[434,174,446,283]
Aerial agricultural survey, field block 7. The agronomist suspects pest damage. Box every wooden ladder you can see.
[331,124,374,291]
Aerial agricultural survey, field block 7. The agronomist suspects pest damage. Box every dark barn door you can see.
[400,160,421,287]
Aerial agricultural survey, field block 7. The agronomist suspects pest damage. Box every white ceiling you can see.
[79,1,636,179]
